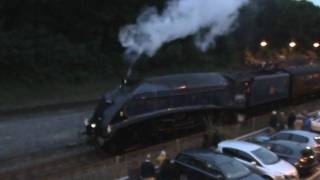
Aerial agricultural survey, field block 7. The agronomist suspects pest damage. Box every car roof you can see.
[278,130,318,138]
[266,140,305,152]
[219,140,261,152]
[181,149,233,164]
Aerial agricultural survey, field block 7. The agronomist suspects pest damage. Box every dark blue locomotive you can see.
[85,66,320,152]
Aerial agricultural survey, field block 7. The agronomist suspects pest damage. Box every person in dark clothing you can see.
[141,154,156,180]
[277,112,286,131]
[270,111,278,130]
[303,115,312,131]
[202,133,211,148]
[211,129,223,148]
[287,111,296,129]
[158,158,177,180]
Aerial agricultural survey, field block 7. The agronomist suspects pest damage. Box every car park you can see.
[217,140,299,180]
[262,140,317,175]
[174,149,264,180]
[255,130,320,159]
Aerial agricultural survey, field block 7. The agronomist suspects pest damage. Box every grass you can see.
[0,78,120,111]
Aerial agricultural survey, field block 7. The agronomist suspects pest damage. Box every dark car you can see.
[174,149,263,180]
[263,140,317,175]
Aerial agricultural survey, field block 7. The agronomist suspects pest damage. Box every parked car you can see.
[217,140,299,180]
[254,130,320,159]
[262,140,317,175]
[174,148,264,180]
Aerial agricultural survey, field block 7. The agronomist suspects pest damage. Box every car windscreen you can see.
[218,160,250,179]
[252,147,279,165]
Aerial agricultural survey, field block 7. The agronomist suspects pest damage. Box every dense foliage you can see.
[0,0,319,84]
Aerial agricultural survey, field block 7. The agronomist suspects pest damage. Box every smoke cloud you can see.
[308,0,320,6]
[119,0,249,62]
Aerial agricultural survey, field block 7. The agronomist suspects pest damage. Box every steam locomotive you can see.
[85,65,320,152]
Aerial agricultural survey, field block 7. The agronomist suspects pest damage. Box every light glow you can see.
[289,41,297,48]
[91,123,97,128]
[313,42,320,48]
[260,41,268,47]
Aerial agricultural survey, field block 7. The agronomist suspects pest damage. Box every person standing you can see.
[287,111,296,129]
[303,114,312,131]
[269,111,278,130]
[141,154,156,180]
[211,129,223,148]
[202,133,211,148]
[158,156,177,180]
[278,112,286,130]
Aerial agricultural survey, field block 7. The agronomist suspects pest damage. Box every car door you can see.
[190,159,223,180]
[175,154,218,180]
[222,148,265,176]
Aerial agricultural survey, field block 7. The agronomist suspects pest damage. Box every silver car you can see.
[267,130,320,158]
[218,140,299,180]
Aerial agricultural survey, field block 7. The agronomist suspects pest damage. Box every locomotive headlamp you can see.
[91,123,97,128]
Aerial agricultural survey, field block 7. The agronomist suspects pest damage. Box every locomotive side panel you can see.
[248,73,290,106]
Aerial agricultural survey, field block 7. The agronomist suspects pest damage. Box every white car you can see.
[218,140,299,180]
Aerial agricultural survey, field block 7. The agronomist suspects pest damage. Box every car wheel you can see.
[179,174,188,180]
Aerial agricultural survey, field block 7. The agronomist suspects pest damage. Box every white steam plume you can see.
[119,0,249,62]
[307,0,320,6]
